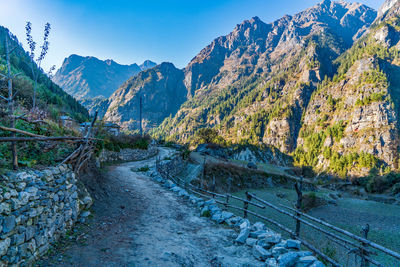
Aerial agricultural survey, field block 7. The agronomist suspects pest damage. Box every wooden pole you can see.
[0,137,86,142]
[361,224,370,267]
[139,96,143,136]
[294,176,303,237]
[243,191,250,218]
[4,36,18,170]
[0,125,43,137]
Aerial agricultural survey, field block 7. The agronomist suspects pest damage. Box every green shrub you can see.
[136,166,149,172]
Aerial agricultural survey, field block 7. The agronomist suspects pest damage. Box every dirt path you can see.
[37,148,261,267]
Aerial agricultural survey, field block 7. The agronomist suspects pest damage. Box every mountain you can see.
[53,55,156,100]
[0,26,88,122]
[157,0,376,150]
[103,62,188,130]
[293,0,400,177]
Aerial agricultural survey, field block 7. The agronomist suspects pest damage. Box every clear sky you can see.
[0,0,382,72]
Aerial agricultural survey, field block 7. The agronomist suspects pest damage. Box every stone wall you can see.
[156,155,186,178]
[0,164,92,265]
[96,146,158,167]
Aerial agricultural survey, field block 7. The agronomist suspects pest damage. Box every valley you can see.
[1,0,400,266]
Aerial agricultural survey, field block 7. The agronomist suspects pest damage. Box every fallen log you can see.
[0,125,43,137]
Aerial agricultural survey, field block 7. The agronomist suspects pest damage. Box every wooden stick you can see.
[76,151,93,173]
[60,144,83,165]
[0,125,43,137]
[0,137,85,142]
[227,194,266,209]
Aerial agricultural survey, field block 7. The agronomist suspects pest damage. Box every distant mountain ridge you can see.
[53,55,156,100]
[52,0,400,177]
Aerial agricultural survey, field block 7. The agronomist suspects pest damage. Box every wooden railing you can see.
[0,112,99,173]
[156,157,400,267]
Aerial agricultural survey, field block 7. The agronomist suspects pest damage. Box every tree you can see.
[196,128,218,144]
[25,22,51,110]
[0,32,20,169]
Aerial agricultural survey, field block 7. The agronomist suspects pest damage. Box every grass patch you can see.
[134,166,149,172]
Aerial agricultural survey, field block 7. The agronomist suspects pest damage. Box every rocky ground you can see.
[36,148,265,267]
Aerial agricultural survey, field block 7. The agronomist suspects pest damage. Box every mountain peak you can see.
[140,60,157,71]
[54,55,147,100]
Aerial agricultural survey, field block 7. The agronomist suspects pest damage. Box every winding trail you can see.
[37,148,261,267]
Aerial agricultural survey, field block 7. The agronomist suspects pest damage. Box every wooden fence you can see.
[0,112,99,173]
[156,157,400,267]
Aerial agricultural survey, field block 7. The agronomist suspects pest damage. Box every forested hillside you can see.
[0,26,89,122]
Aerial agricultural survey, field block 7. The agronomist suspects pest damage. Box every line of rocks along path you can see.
[37,147,263,267]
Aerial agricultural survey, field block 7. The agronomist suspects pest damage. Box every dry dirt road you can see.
[37,148,261,267]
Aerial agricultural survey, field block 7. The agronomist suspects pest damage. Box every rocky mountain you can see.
[53,55,156,100]
[157,0,376,150]
[99,0,400,177]
[103,62,188,130]
[293,0,400,177]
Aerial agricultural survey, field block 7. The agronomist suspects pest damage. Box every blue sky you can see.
[0,0,381,71]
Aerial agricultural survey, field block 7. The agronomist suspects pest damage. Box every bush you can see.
[366,172,400,193]
[136,166,149,172]
[96,132,150,153]
[301,192,327,212]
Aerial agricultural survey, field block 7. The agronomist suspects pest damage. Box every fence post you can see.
[243,191,252,218]
[360,224,370,267]
[294,177,303,237]
[223,195,230,211]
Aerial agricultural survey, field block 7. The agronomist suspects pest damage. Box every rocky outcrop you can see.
[0,165,92,265]
[53,55,156,101]
[103,62,188,130]
[296,4,400,176]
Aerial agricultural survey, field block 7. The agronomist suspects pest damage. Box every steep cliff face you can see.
[103,63,188,130]
[295,2,400,177]
[53,55,156,100]
[158,0,376,154]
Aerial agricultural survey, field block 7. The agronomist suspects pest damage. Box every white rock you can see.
[235,227,250,244]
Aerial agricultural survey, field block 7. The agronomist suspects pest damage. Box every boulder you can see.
[204,199,217,206]
[252,245,272,261]
[163,180,175,188]
[245,238,257,247]
[249,230,268,239]
[252,221,266,231]
[257,233,281,248]
[235,227,250,244]
[239,219,251,230]
[310,261,325,267]
[211,211,224,223]
[265,258,279,267]
[278,252,300,267]
[286,239,301,250]
[226,216,242,226]
[220,211,234,222]
[271,246,289,258]
[295,256,318,267]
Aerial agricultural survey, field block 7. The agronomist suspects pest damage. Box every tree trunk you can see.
[5,36,18,170]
